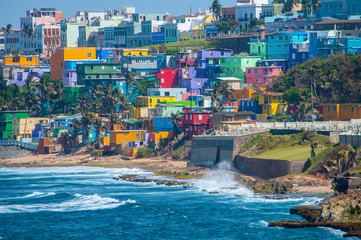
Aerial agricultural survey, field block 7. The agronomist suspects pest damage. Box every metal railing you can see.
[0,140,38,151]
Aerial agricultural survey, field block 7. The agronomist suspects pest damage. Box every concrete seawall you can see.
[234,156,307,180]
[188,133,261,168]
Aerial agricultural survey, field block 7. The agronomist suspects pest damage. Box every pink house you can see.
[156,68,178,88]
[245,66,282,85]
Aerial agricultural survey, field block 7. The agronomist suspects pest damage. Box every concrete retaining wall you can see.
[340,134,361,148]
[188,133,260,168]
[233,156,306,180]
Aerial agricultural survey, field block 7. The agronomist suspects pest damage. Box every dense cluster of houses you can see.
[2,1,361,155]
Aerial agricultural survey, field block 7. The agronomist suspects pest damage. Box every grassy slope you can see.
[139,39,217,50]
[240,133,330,161]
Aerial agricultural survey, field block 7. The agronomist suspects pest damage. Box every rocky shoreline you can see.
[269,175,361,238]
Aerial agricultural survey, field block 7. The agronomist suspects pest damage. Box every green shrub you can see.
[138,148,154,156]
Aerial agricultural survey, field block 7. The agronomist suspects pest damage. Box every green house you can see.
[76,63,123,86]
[155,104,184,117]
[249,40,268,59]
[0,110,30,138]
[64,86,85,103]
[220,55,262,83]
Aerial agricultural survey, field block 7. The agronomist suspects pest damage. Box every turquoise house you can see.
[267,32,308,60]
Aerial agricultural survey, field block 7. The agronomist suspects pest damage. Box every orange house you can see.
[323,104,361,121]
[4,56,39,68]
[50,47,96,80]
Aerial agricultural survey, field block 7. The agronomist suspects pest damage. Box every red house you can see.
[157,68,178,88]
[245,66,282,85]
[183,112,212,138]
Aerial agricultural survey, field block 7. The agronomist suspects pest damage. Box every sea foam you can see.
[0,193,135,213]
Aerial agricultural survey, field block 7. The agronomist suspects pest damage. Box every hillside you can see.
[140,38,218,51]
[239,132,330,161]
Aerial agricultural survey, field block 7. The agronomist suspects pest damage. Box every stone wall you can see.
[233,156,307,179]
[188,133,259,168]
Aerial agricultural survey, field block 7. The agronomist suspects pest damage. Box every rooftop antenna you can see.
[190,5,192,15]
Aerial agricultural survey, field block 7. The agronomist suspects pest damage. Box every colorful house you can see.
[50,47,96,80]
[64,86,85,103]
[245,66,282,85]
[249,39,267,59]
[267,32,307,61]
[4,56,39,68]
[152,117,175,132]
[121,48,149,56]
[0,111,30,139]
[110,130,147,144]
[239,99,261,113]
[258,92,287,116]
[12,117,50,141]
[134,96,176,108]
[219,55,262,82]
[155,104,184,117]
[210,77,243,90]
[178,78,209,95]
[323,104,361,121]
[183,112,212,138]
[147,88,187,101]
[157,68,178,88]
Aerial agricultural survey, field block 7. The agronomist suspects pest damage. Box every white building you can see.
[235,0,268,30]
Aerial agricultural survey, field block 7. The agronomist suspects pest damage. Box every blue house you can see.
[239,99,261,113]
[267,32,307,61]
[96,49,115,63]
[289,42,309,68]
[153,117,174,132]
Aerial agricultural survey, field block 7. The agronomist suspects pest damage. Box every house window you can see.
[161,69,164,74]
[190,115,193,120]
[248,69,251,73]
[186,114,188,120]
[11,113,15,117]
[102,66,105,70]
[199,114,202,120]
[351,107,354,112]
[273,96,277,100]
[292,54,296,59]
[26,57,32,62]
[342,106,346,111]
[87,53,91,58]
[254,69,258,73]
[172,69,175,74]
[165,92,170,96]
[332,106,336,112]
[161,78,165,83]
[136,134,140,139]
[327,106,330,112]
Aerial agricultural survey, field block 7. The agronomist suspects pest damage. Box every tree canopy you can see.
[271,53,361,104]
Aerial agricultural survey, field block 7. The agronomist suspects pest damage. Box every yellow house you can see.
[178,32,193,42]
[134,96,176,108]
[50,47,96,80]
[122,49,149,56]
[4,56,39,68]
[258,93,286,116]
[323,104,361,121]
[151,131,174,143]
[12,117,50,140]
[130,107,156,119]
[110,130,147,145]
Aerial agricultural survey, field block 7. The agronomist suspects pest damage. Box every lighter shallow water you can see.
[0,166,356,240]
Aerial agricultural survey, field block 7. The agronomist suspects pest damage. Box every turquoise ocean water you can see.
[0,166,357,240]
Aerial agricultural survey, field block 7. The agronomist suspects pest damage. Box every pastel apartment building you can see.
[0,111,30,139]
[245,66,282,85]
[12,117,50,140]
[50,47,96,80]
[183,112,212,138]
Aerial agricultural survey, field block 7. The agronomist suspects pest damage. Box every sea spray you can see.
[193,161,254,197]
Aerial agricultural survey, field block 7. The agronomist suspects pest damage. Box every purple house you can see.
[178,67,207,80]
[197,49,232,68]
[9,68,44,87]
[63,70,77,87]
[178,78,209,95]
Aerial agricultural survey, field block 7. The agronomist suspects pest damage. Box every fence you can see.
[0,140,38,151]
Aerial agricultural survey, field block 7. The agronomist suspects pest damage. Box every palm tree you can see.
[61,132,73,154]
[4,24,12,34]
[211,81,233,112]
[311,0,322,17]
[77,93,91,115]
[23,78,41,115]
[211,0,223,21]
[283,0,300,13]
[124,71,139,98]
[81,112,94,143]
[72,119,82,145]
[93,117,106,149]
[170,112,183,141]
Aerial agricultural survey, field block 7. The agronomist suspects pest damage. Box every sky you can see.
[0,0,237,28]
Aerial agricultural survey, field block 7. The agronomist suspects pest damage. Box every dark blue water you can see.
[0,166,354,240]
